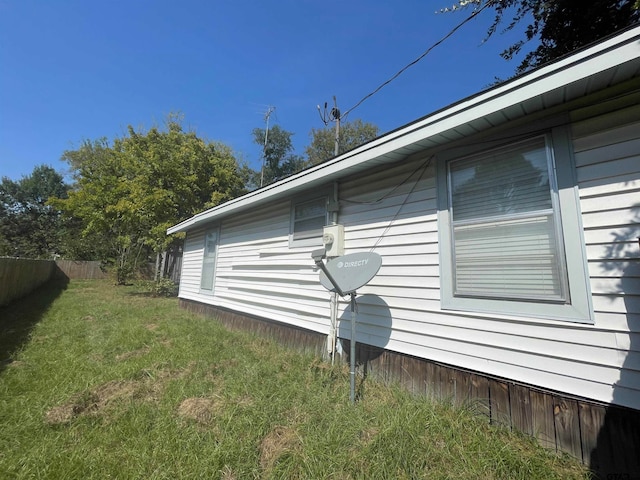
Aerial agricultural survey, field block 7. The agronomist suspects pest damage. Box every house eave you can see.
[168,26,640,235]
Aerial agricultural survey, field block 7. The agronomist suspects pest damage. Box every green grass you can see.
[0,280,590,479]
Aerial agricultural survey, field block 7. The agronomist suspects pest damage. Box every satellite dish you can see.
[312,249,382,403]
[319,252,382,294]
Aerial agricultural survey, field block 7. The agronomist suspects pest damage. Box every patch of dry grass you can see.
[259,425,302,471]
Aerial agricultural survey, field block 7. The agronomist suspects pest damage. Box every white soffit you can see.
[168,26,640,235]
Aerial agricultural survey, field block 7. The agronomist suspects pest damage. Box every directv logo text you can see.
[337,259,369,269]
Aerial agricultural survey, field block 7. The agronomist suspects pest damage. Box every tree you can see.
[445,0,640,74]
[0,165,69,259]
[305,119,379,166]
[55,117,246,284]
[251,125,306,187]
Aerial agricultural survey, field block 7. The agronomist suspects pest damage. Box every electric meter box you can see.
[323,224,344,257]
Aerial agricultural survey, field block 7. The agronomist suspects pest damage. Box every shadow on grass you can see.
[0,272,69,374]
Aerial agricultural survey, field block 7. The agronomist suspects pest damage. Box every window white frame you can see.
[200,227,219,294]
[437,126,594,323]
[289,191,330,248]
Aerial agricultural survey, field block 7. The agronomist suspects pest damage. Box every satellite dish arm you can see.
[311,249,345,297]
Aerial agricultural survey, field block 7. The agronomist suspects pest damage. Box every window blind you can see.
[449,137,568,302]
[293,197,326,241]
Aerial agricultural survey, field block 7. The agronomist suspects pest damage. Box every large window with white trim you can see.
[438,128,593,323]
[449,136,567,301]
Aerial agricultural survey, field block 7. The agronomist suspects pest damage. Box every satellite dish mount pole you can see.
[313,249,382,404]
[349,292,357,403]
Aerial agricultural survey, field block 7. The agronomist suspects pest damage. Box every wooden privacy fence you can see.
[54,260,107,280]
[0,259,109,307]
[0,258,56,306]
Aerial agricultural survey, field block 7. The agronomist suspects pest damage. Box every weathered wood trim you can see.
[510,384,533,436]
[179,298,640,477]
[554,396,582,460]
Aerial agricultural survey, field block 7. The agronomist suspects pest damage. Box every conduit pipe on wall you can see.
[328,182,340,363]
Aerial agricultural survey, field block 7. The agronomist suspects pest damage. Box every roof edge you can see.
[168,26,640,235]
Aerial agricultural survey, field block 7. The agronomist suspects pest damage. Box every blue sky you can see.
[0,0,530,182]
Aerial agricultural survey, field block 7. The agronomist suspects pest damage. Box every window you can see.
[290,194,328,246]
[437,128,593,323]
[200,229,218,293]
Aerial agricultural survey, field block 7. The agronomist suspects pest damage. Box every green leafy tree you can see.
[0,165,69,259]
[55,117,246,284]
[251,125,306,187]
[305,119,379,166]
[444,0,639,74]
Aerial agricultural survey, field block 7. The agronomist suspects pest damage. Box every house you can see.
[168,26,640,473]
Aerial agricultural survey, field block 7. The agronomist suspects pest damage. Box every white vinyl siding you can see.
[572,107,640,410]
[184,200,334,334]
[321,114,636,411]
[176,104,640,411]
[179,230,205,299]
[336,158,438,350]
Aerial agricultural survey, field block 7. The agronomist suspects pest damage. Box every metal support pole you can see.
[350,293,356,403]
[313,257,345,297]
[329,292,338,364]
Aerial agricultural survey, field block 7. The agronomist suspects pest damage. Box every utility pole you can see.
[317,96,341,158]
[260,106,275,188]
[332,96,340,157]
[315,96,342,363]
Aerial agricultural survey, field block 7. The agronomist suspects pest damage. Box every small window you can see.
[438,129,593,323]
[290,195,328,246]
[200,229,218,293]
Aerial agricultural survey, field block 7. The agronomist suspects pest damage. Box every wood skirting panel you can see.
[179,299,326,357]
[179,299,640,478]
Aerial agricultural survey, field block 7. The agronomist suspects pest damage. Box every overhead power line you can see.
[342,3,490,118]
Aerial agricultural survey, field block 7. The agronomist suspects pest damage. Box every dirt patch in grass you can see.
[219,465,238,480]
[2,358,28,369]
[45,380,138,425]
[259,425,301,471]
[45,363,196,426]
[177,397,224,425]
[359,427,379,444]
[31,335,50,343]
[155,361,195,381]
[116,347,151,361]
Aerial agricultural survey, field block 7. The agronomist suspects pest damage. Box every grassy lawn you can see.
[0,280,590,479]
